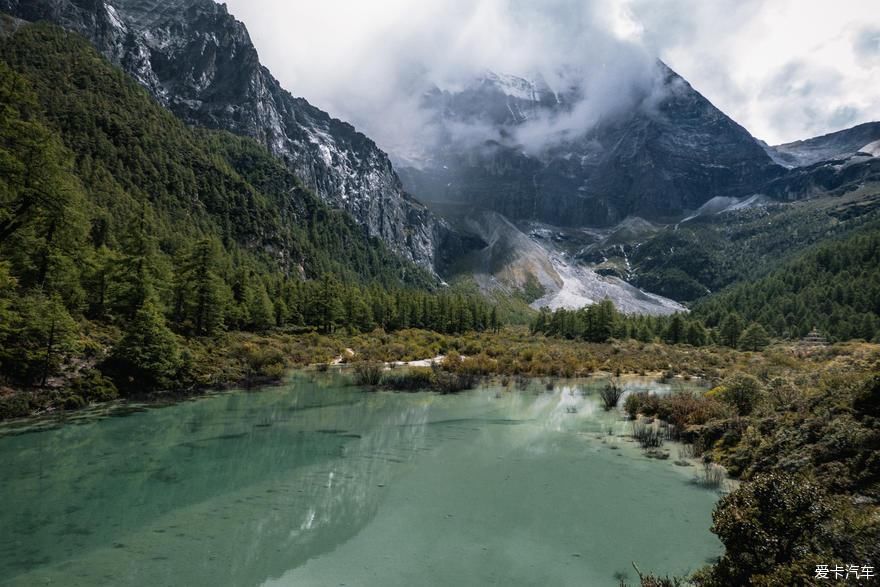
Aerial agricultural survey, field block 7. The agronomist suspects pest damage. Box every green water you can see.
[0,374,721,586]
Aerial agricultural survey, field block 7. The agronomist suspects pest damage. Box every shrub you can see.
[853,374,880,419]
[655,392,730,431]
[703,473,836,586]
[765,376,802,409]
[715,372,764,416]
[632,421,664,449]
[460,352,496,376]
[353,361,384,386]
[434,370,478,394]
[624,391,660,419]
[696,462,726,490]
[69,369,119,403]
[0,393,32,419]
[599,379,624,411]
[233,342,287,380]
[381,368,435,391]
[442,350,462,372]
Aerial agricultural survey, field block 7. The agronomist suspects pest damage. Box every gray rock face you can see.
[765,122,880,168]
[0,0,445,269]
[763,155,880,201]
[400,65,784,227]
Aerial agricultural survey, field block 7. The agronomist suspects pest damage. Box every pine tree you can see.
[248,280,275,332]
[106,299,181,392]
[173,238,227,335]
[312,274,342,334]
[0,62,79,249]
[1,290,78,385]
[739,322,770,351]
[665,313,686,345]
[685,321,708,347]
[108,210,165,320]
[720,313,744,348]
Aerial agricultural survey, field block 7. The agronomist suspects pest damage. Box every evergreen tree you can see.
[172,238,228,335]
[664,313,686,345]
[582,300,618,342]
[739,322,770,351]
[247,280,275,332]
[106,299,181,392]
[685,320,708,347]
[107,210,166,320]
[0,290,78,386]
[720,313,744,348]
[312,274,342,334]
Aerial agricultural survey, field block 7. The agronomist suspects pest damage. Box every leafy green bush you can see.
[699,473,836,586]
[714,372,764,416]
[69,369,119,403]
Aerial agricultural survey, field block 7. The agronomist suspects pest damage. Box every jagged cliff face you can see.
[0,0,445,269]
[400,65,784,227]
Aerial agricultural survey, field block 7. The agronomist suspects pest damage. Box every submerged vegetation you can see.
[0,15,878,587]
[599,378,624,411]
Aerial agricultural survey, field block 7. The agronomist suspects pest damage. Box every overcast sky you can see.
[224,0,880,148]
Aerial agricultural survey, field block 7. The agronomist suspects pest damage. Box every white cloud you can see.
[222,0,880,151]
[222,0,659,160]
[625,0,880,144]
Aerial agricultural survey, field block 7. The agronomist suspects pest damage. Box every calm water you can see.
[0,373,721,586]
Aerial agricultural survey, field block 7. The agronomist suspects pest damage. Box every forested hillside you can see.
[533,219,880,346]
[694,222,880,342]
[0,21,491,398]
[629,190,880,302]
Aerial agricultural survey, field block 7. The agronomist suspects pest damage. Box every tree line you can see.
[0,23,493,391]
[693,224,880,343]
[531,300,771,351]
[535,219,880,347]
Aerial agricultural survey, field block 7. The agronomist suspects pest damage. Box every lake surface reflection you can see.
[0,373,721,586]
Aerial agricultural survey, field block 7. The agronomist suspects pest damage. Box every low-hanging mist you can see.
[223,0,662,163]
[225,0,880,150]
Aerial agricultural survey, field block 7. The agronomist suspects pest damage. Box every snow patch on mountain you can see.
[482,71,545,102]
[861,140,880,157]
[681,194,768,223]
[768,122,880,168]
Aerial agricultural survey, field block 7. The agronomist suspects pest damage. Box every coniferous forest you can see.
[0,11,879,587]
[0,23,493,395]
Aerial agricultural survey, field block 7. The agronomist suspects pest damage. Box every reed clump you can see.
[599,379,624,411]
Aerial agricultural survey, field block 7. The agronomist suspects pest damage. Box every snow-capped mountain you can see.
[400,64,784,228]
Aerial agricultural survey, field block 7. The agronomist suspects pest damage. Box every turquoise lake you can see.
[0,373,722,586]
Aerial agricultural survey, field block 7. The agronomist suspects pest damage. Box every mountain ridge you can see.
[400,64,784,228]
[0,0,451,270]
[766,121,880,168]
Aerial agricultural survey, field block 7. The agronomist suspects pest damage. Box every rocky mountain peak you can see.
[1,0,448,270]
[400,62,783,228]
